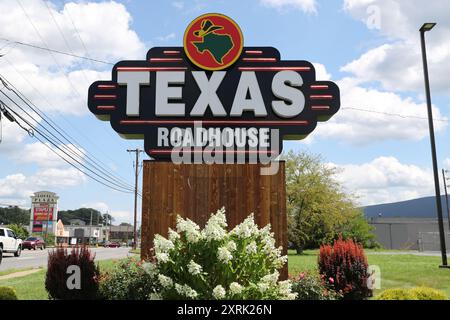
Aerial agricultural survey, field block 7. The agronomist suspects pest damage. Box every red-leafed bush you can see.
[318,236,372,300]
[45,246,100,300]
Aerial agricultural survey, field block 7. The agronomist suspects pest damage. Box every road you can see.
[0,247,132,271]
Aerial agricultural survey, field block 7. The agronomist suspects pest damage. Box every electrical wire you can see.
[0,88,135,193]
[16,0,83,98]
[0,37,113,65]
[1,99,137,194]
[0,74,137,192]
[341,107,449,122]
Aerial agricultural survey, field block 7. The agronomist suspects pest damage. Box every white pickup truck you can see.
[0,227,23,265]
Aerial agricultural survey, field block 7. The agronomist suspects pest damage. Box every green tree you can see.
[7,224,29,240]
[0,206,29,225]
[58,208,103,225]
[285,150,376,254]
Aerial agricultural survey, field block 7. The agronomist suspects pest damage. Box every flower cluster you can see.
[153,208,294,300]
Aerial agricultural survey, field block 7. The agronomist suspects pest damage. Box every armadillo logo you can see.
[184,13,243,71]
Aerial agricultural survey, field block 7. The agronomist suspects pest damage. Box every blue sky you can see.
[1,0,450,224]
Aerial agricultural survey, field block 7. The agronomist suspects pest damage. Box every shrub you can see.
[290,272,341,300]
[45,246,100,300]
[0,286,18,300]
[410,287,447,300]
[154,208,296,300]
[376,288,416,300]
[99,257,159,300]
[318,236,372,300]
[377,287,448,300]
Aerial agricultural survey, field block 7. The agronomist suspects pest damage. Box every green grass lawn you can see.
[2,252,450,299]
[288,250,450,297]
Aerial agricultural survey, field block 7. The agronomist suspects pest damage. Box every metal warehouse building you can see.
[369,217,450,251]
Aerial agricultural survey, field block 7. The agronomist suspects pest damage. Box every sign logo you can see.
[87,14,341,163]
[184,13,243,71]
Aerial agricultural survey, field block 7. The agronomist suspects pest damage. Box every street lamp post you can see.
[420,22,449,268]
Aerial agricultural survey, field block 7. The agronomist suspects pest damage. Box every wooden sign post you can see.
[140,161,287,277]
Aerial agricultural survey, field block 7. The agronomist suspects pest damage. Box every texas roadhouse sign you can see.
[88,13,340,162]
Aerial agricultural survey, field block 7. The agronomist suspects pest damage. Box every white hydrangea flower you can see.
[245,241,257,254]
[286,293,298,300]
[278,280,292,296]
[176,216,202,243]
[217,246,233,263]
[188,260,203,275]
[261,271,279,285]
[184,286,198,299]
[209,208,228,228]
[231,214,258,238]
[203,222,226,241]
[175,283,198,299]
[226,241,237,252]
[154,234,175,253]
[158,274,173,288]
[229,282,243,295]
[175,283,184,295]
[202,208,228,241]
[257,282,269,293]
[168,228,180,242]
[156,252,170,263]
[275,254,288,268]
[212,285,226,299]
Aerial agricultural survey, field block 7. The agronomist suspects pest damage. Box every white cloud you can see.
[312,62,331,80]
[444,159,450,169]
[9,142,85,168]
[330,156,434,205]
[0,168,86,202]
[342,0,450,94]
[313,77,447,145]
[0,0,145,116]
[156,33,176,42]
[81,201,132,223]
[260,0,317,13]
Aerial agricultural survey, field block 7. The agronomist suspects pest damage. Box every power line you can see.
[1,58,134,175]
[341,107,450,122]
[0,38,113,65]
[0,71,136,192]
[0,84,135,192]
[60,0,93,61]
[15,0,83,98]
[1,94,134,193]
[1,98,136,194]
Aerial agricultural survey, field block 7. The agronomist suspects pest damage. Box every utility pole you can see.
[443,169,450,231]
[420,22,448,267]
[89,210,93,246]
[127,149,143,250]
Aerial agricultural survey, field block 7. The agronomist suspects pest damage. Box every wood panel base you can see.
[140,161,287,278]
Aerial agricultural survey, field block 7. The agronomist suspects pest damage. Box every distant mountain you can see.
[363,195,450,218]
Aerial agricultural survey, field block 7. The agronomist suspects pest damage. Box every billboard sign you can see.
[87,13,340,162]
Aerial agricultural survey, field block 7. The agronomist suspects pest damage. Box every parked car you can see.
[22,236,46,250]
[104,241,121,248]
[0,227,23,264]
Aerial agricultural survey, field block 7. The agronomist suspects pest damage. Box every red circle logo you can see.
[184,13,244,71]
